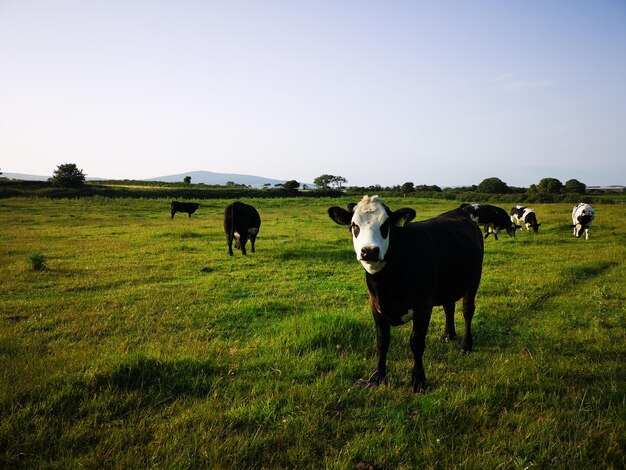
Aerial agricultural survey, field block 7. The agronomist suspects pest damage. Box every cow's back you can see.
[224,202,261,232]
[409,210,484,304]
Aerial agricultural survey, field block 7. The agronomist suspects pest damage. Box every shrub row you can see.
[0,178,615,204]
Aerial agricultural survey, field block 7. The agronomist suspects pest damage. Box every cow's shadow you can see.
[276,247,355,262]
[470,259,619,352]
[90,356,222,398]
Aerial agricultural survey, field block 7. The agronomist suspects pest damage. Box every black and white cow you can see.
[459,203,520,240]
[572,203,595,240]
[171,201,199,219]
[328,196,484,392]
[510,205,541,234]
[224,201,261,255]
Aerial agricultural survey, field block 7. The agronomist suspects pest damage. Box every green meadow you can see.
[1,196,624,469]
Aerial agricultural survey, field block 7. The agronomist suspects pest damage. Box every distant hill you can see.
[2,172,50,181]
[145,170,288,187]
[1,170,295,187]
[1,172,105,181]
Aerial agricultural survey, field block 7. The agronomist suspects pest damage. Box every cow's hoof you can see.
[357,372,384,388]
[441,333,456,342]
[413,381,427,393]
[357,378,380,389]
[355,460,381,470]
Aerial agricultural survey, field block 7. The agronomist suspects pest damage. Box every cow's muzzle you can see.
[360,246,381,261]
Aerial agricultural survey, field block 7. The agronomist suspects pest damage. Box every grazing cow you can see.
[572,203,595,239]
[510,205,541,234]
[459,203,520,240]
[224,201,261,255]
[171,201,199,219]
[328,195,484,392]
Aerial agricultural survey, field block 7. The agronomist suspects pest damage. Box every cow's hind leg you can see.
[461,292,476,353]
[227,236,234,256]
[239,236,248,255]
[250,234,257,253]
[442,302,456,342]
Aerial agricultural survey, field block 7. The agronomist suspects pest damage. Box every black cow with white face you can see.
[224,201,261,255]
[510,205,541,234]
[460,203,520,240]
[328,195,484,392]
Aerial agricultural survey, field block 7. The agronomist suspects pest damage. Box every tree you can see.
[49,163,86,188]
[183,176,192,184]
[314,174,347,190]
[477,177,509,194]
[282,180,300,191]
[564,179,586,194]
[537,177,563,194]
[400,182,415,195]
[314,174,333,189]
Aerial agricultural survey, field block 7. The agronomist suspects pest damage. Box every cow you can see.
[459,203,520,240]
[328,195,484,392]
[224,201,261,255]
[572,203,595,239]
[510,205,541,234]
[171,201,199,219]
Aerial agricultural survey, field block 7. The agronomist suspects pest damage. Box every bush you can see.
[28,251,48,271]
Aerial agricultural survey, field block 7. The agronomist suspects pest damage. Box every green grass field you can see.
[1,196,624,469]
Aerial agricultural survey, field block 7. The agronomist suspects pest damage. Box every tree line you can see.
[1,164,613,203]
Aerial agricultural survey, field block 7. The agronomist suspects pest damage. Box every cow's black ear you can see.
[537,223,542,227]
[328,207,353,226]
[391,208,416,226]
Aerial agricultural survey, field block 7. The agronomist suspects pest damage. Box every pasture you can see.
[1,197,624,469]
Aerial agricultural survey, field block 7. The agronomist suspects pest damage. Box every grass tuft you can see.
[27,250,48,271]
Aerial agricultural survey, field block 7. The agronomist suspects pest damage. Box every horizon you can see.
[1,2,625,187]
[2,169,623,190]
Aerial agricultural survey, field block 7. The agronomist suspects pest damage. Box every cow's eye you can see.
[351,222,360,238]
[380,219,390,239]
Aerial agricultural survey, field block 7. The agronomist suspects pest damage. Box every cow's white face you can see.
[350,196,391,274]
[328,195,416,275]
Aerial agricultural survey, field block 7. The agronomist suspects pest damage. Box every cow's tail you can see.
[230,202,235,242]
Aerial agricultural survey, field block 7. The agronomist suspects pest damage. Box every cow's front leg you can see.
[361,314,390,387]
[410,306,432,393]
[461,294,476,353]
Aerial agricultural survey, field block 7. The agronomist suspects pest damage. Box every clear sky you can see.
[1,1,625,187]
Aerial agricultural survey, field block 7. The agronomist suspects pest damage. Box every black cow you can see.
[328,195,484,392]
[224,201,261,255]
[171,201,199,219]
[459,203,520,240]
[510,205,541,234]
